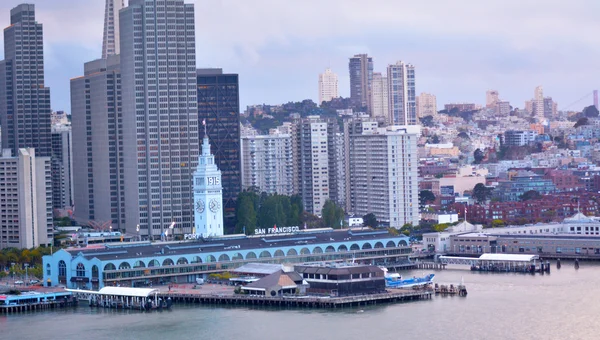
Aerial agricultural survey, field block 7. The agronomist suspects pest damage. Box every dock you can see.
[157,288,433,308]
[0,290,76,314]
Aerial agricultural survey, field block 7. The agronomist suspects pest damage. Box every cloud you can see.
[1,0,599,112]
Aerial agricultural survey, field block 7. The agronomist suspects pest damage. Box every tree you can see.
[321,200,345,229]
[473,148,485,164]
[472,183,492,204]
[400,223,412,236]
[519,190,541,201]
[574,117,589,128]
[583,105,599,118]
[457,132,470,140]
[419,190,436,207]
[362,213,378,228]
[491,219,505,228]
[235,192,257,234]
[420,115,434,127]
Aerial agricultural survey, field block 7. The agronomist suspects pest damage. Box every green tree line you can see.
[235,190,304,234]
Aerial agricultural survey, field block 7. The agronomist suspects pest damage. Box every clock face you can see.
[195,199,205,213]
[209,198,221,213]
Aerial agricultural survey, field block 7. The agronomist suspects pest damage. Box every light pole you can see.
[136,224,140,241]
[10,262,15,286]
[24,264,29,285]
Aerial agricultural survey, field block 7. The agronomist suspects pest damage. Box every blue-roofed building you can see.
[43,228,410,290]
[494,170,556,202]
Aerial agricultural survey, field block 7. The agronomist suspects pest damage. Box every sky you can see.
[1,0,600,113]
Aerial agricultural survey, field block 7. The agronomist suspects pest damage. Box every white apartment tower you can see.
[0,148,52,249]
[349,125,419,228]
[241,130,293,196]
[486,90,499,108]
[371,72,389,122]
[387,61,416,125]
[102,0,124,58]
[120,0,199,239]
[534,86,544,122]
[318,68,339,104]
[416,93,437,118]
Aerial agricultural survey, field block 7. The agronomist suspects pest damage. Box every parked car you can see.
[14,280,24,285]
[29,279,40,284]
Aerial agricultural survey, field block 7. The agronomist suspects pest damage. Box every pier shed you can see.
[439,254,541,272]
[67,287,160,309]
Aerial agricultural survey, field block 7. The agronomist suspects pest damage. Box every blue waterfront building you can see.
[43,229,410,289]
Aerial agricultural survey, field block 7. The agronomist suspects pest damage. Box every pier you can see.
[157,288,433,309]
[0,290,76,314]
[439,254,550,273]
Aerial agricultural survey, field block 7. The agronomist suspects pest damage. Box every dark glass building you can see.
[197,69,241,211]
[0,4,52,157]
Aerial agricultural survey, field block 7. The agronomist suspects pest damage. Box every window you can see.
[46,263,51,276]
[76,263,86,277]
[58,260,67,277]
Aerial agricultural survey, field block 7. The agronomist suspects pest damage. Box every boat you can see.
[380,267,435,288]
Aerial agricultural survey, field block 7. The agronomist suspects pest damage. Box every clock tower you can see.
[193,122,224,237]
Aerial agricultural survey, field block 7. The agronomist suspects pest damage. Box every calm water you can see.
[2,261,599,340]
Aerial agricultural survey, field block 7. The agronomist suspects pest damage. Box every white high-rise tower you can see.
[318,68,339,104]
[193,123,224,238]
[102,0,124,59]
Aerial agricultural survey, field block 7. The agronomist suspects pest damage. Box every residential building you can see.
[495,101,511,116]
[120,0,199,239]
[192,131,224,238]
[534,85,544,122]
[349,125,420,228]
[494,171,556,202]
[503,130,538,147]
[197,68,241,211]
[318,68,338,104]
[0,148,52,249]
[349,54,373,113]
[71,55,124,229]
[240,131,293,196]
[444,103,478,112]
[371,72,389,122]
[51,125,73,209]
[0,4,52,158]
[544,97,557,120]
[416,92,437,118]
[387,61,416,125]
[101,0,124,58]
[486,90,499,108]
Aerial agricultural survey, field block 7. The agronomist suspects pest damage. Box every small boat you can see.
[381,267,435,288]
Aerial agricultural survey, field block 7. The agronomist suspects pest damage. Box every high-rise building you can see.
[241,130,293,196]
[349,54,373,113]
[495,101,511,116]
[0,4,52,158]
[543,97,557,119]
[387,61,416,125]
[197,69,241,212]
[534,86,544,122]
[120,0,199,239]
[318,68,338,104]
[349,125,419,228]
[0,148,52,249]
[371,72,389,122]
[102,0,124,59]
[416,93,437,118]
[486,90,499,108]
[294,116,344,215]
[192,131,224,238]
[51,125,74,209]
[71,55,124,229]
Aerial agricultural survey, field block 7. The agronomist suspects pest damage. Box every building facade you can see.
[318,68,338,104]
[193,132,224,238]
[371,72,389,122]
[240,132,293,196]
[387,61,416,125]
[486,90,499,108]
[416,92,437,118]
[349,54,373,114]
[349,125,420,228]
[0,4,52,158]
[0,148,52,249]
[71,55,124,229]
[101,0,124,59]
[534,85,544,122]
[120,0,199,238]
[51,125,74,209]
[197,69,241,212]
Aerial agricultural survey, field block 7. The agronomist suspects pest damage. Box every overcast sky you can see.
[1,0,600,113]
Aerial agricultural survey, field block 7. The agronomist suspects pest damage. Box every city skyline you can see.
[1,0,600,114]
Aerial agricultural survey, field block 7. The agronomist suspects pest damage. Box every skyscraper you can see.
[416,93,437,118]
[387,61,416,125]
[534,85,544,122]
[371,72,389,122]
[71,55,124,229]
[486,90,499,108]
[349,54,373,113]
[51,125,73,209]
[349,125,419,228]
[197,68,241,211]
[120,0,199,239]
[102,0,124,59]
[0,4,52,157]
[318,68,338,104]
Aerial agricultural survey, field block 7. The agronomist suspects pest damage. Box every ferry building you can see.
[42,229,411,289]
[193,131,224,238]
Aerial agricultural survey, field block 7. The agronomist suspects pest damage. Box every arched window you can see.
[119,262,131,270]
[46,263,51,276]
[133,260,146,268]
[337,245,348,252]
[232,253,243,261]
[287,249,298,256]
[148,260,160,267]
[218,254,230,262]
[313,247,323,254]
[177,257,188,265]
[325,246,336,253]
[300,247,310,255]
[274,250,285,257]
[206,255,217,262]
[58,260,67,277]
[76,263,85,277]
[104,263,116,271]
[246,252,257,259]
[191,256,202,264]
[362,242,373,250]
[162,258,174,266]
[259,251,271,258]
[92,265,99,278]
[386,241,396,248]
[374,242,384,249]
